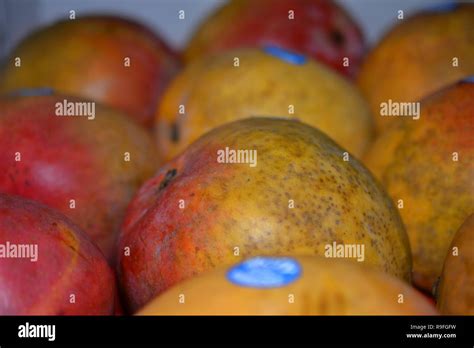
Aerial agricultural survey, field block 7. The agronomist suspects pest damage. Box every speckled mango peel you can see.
[119,117,411,312]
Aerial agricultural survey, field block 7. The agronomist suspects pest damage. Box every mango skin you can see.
[364,81,474,291]
[138,256,436,315]
[357,4,474,132]
[156,48,374,161]
[0,95,158,262]
[0,194,116,315]
[184,0,365,78]
[437,214,474,315]
[119,117,411,312]
[0,16,181,127]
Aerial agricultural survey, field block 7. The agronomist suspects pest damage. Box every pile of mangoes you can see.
[0,0,472,316]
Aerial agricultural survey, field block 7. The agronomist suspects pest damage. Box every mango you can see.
[119,117,410,312]
[437,214,474,315]
[0,93,158,262]
[364,80,474,291]
[357,4,474,132]
[184,0,365,78]
[0,194,116,315]
[156,47,373,161]
[138,256,436,315]
[0,16,181,127]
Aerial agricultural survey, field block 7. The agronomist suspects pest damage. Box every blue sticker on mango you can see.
[426,2,458,12]
[263,46,307,65]
[9,87,55,97]
[461,76,474,84]
[227,256,302,288]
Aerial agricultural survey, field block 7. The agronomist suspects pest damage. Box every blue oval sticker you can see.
[9,87,55,97]
[227,256,302,288]
[461,76,474,84]
[263,46,307,65]
[426,2,458,12]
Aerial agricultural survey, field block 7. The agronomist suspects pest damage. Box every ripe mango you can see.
[0,94,158,262]
[156,47,373,161]
[184,0,365,78]
[357,4,474,132]
[119,117,410,312]
[364,80,474,291]
[437,214,474,315]
[138,256,436,315]
[0,16,181,127]
[0,194,116,315]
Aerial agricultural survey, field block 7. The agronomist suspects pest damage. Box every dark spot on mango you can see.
[330,30,345,46]
[170,122,180,143]
[159,168,178,190]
